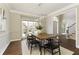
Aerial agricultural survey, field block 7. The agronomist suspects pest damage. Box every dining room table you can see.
[33,33,58,55]
[36,33,57,40]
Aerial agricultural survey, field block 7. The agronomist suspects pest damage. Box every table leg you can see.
[39,46,42,55]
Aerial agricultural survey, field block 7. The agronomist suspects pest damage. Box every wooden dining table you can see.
[36,33,56,40]
[33,33,58,55]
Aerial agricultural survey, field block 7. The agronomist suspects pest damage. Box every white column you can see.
[76,6,79,48]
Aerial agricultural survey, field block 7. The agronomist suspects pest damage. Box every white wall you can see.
[46,16,53,34]
[0,4,10,54]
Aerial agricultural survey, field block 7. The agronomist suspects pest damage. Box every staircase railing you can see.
[67,23,76,29]
[66,23,76,39]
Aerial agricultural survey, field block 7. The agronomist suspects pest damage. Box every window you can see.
[0,8,6,32]
[22,21,38,36]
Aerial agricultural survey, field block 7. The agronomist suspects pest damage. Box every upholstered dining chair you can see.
[43,37,61,55]
[27,34,41,54]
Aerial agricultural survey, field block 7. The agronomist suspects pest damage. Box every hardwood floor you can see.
[3,41,22,55]
[3,39,79,55]
[60,39,79,55]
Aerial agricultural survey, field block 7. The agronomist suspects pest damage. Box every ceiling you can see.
[8,3,72,17]
[63,8,76,19]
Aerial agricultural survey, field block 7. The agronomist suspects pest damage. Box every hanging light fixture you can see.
[2,9,6,19]
[38,3,42,7]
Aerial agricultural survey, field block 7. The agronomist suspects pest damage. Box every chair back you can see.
[47,36,61,47]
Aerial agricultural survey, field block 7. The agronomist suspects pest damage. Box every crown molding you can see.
[48,4,79,17]
[10,10,40,18]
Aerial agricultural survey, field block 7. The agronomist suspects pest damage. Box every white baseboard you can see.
[0,41,10,55]
[11,39,21,42]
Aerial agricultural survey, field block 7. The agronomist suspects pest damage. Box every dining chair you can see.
[43,37,61,55]
[27,34,41,54]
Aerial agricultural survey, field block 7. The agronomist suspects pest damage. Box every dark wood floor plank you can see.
[60,39,79,55]
[3,41,22,55]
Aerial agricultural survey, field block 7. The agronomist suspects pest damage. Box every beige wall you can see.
[10,13,22,41]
